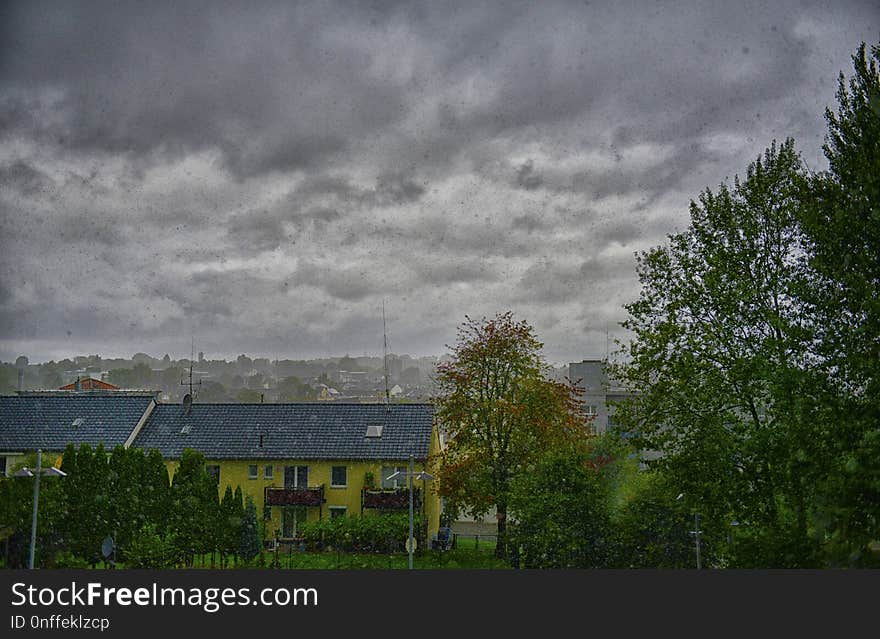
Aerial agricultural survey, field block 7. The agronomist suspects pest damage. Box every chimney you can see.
[17,369,24,392]
[260,393,264,404]
[74,376,81,391]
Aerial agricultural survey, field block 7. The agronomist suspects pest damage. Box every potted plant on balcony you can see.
[363,471,376,490]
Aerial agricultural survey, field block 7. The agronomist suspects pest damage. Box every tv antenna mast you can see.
[180,337,202,401]
[382,299,390,408]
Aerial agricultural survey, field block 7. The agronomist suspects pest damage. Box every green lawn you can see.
[191,546,508,570]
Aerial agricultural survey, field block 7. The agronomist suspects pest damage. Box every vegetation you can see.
[434,312,588,558]
[610,41,880,568]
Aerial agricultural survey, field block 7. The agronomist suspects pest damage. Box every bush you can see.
[125,524,179,568]
[299,513,410,551]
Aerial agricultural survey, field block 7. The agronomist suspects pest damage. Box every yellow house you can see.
[132,402,440,542]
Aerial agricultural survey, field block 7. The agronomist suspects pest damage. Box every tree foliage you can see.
[798,42,880,564]
[614,40,880,567]
[238,495,262,564]
[435,312,587,557]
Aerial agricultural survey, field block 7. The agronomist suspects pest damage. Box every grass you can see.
[189,544,509,570]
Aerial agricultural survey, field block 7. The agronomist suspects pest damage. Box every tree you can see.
[278,376,316,401]
[235,388,263,403]
[170,449,217,566]
[238,495,261,565]
[614,472,696,568]
[799,41,880,564]
[61,444,112,565]
[434,312,587,558]
[614,140,825,566]
[508,446,617,568]
[219,485,244,566]
[108,446,145,559]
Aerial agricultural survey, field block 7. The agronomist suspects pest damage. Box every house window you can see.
[264,465,273,480]
[329,506,347,519]
[248,464,258,479]
[0,456,6,477]
[331,466,347,487]
[206,465,220,485]
[381,466,407,489]
[284,465,308,488]
[584,405,598,416]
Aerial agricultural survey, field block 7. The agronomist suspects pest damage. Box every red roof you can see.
[59,377,119,391]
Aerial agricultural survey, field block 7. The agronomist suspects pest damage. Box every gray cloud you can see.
[0,0,877,362]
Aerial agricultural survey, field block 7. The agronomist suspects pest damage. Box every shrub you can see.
[299,513,410,551]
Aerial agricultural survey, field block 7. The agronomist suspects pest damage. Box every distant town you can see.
[0,351,570,404]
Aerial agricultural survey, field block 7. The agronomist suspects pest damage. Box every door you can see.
[282,507,306,538]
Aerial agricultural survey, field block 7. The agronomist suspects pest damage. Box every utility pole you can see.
[408,454,414,570]
[691,513,702,569]
[28,449,41,570]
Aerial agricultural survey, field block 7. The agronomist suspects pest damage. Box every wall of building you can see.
[165,451,441,542]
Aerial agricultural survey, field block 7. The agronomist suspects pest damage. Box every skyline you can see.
[1,1,878,364]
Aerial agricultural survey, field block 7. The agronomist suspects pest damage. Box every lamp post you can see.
[13,449,67,569]
[385,454,434,570]
[677,493,702,570]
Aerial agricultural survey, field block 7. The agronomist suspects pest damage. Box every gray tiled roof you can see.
[0,395,155,452]
[132,402,435,461]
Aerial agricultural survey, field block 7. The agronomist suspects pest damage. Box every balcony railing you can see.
[264,485,325,507]
[362,487,420,510]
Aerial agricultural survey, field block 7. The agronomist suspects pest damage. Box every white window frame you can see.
[330,465,348,488]
[584,404,598,416]
[264,465,274,479]
[248,464,258,480]
[381,465,407,489]
[329,506,347,518]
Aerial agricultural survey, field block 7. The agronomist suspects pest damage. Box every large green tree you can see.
[800,41,880,564]
[435,312,587,558]
[615,140,825,566]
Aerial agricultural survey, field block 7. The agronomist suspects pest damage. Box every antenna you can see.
[605,326,610,361]
[180,337,202,399]
[382,299,390,407]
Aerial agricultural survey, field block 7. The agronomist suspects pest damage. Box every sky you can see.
[0,1,877,365]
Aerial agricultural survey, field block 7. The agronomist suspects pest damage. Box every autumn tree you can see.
[434,312,587,558]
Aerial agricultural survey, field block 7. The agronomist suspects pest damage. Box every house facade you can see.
[569,359,635,434]
[130,402,441,541]
[1,395,440,543]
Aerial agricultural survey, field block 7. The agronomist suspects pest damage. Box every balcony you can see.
[362,487,420,510]
[264,485,325,507]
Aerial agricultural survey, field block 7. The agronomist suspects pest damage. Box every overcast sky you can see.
[0,1,877,365]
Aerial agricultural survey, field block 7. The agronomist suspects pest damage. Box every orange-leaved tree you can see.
[434,312,588,559]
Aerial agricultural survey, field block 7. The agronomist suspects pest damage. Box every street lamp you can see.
[385,454,434,570]
[13,449,67,569]
[676,493,702,570]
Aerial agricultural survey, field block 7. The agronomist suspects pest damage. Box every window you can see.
[206,465,220,485]
[331,466,347,487]
[0,456,6,477]
[381,466,407,489]
[329,506,347,519]
[248,464,258,479]
[584,405,598,416]
[284,465,308,488]
[264,465,274,479]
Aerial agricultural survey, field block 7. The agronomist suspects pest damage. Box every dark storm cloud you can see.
[0,160,53,196]
[0,0,877,362]
[515,160,543,190]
